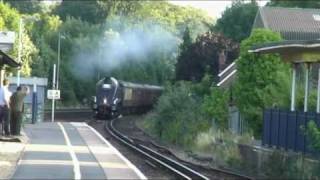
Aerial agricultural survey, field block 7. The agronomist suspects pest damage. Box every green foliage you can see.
[0,2,20,30]
[54,0,107,24]
[99,1,143,17]
[234,28,290,136]
[145,82,210,147]
[179,27,192,53]
[13,32,38,76]
[263,151,318,179]
[202,87,229,129]
[191,73,213,96]
[28,13,62,77]
[0,3,38,76]
[175,32,239,82]
[134,1,212,38]
[50,1,212,105]
[1,0,214,107]
[4,0,44,14]
[305,121,320,151]
[214,1,258,42]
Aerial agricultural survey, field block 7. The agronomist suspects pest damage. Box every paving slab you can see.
[0,130,28,179]
[11,122,146,179]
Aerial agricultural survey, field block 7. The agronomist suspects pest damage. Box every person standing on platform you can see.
[0,79,12,136]
[10,86,29,136]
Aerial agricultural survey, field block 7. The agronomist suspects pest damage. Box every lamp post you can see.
[17,18,23,86]
[57,32,65,90]
[17,15,39,86]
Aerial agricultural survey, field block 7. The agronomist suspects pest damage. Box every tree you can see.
[0,2,20,30]
[54,0,107,24]
[99,1,143,17]
[130,1,212,38]
[175,32,239,82]
[214,1,258,42]
[179,27,192,53]
[3,0,43,14]
[234,29,290,136]
[0,3,38,76]
[29,13,62,78]
[23,0,214,106]
[267,0,320,8]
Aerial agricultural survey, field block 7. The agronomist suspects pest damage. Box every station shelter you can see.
[0,31,48,124]
[8,77,48,123]
[249,40,320,154]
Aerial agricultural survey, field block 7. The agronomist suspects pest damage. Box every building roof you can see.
[250,39,320,53]
[218,7,320,88]
[0,50,21,68]
[249,39,320,63]
[0,31,15,53]
[217,62,237,88]
[8,77,48,86]
[253,7,320,40]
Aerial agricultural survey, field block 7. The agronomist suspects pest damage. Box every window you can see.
[313,14,320,21]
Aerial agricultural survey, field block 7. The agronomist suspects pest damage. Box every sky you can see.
[169,1,269,18]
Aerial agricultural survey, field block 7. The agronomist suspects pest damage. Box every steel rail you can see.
[105,118,209,180]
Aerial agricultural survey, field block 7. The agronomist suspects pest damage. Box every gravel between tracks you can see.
[113,115,249,180]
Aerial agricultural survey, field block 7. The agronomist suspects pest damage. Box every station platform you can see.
[11,122,146,179]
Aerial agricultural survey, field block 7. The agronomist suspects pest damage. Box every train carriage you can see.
[92,77,163,119]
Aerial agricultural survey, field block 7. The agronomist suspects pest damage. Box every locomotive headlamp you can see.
[103,97,107,104]
[102,84,111,89]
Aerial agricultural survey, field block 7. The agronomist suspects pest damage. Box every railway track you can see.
[106,117,209,180]
[44,108,92,122]
[49,109,252,179]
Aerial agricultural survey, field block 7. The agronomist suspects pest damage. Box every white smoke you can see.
[70,20,180,80]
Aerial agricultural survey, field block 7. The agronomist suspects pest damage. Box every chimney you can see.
[218,50,226,72]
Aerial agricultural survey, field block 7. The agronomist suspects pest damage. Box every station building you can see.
[8,77,48,123]
[217,6,320,135]
[0,31,48,124]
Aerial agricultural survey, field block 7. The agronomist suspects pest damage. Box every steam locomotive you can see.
[92,77,163,119]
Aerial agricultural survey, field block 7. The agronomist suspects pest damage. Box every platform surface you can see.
[11,122,146,179]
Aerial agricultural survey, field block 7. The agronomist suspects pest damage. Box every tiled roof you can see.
[255,7,320,40]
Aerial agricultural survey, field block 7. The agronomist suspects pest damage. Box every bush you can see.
[305,120,320,151]
[234,28,290,137]
[263,151,318,179]
[145,81,210,147]
[202,87,229,129]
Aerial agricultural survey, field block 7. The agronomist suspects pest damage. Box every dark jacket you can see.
[10,91,27,112]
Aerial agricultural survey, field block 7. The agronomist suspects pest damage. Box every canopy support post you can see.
[291,64,297,111]
[317,64,320,113]
[304,63,310,113]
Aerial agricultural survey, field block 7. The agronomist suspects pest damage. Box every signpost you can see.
[47,89,60,100]
[51,64,56,122]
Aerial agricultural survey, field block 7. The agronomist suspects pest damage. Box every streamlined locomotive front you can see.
[93,77,120,119]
